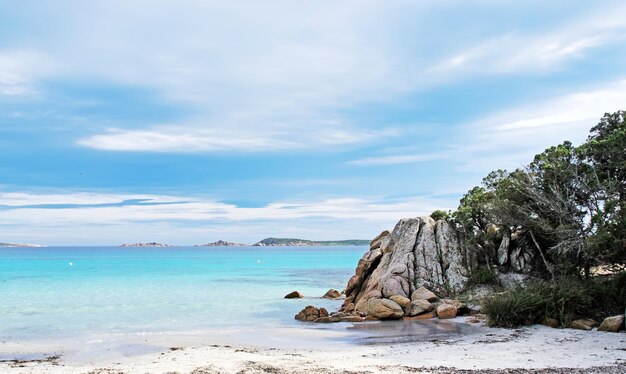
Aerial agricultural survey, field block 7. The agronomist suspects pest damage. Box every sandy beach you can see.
[2,318,624,373]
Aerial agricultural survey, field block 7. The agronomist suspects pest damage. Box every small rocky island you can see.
[120,242,171,247]
[195,240,246,247]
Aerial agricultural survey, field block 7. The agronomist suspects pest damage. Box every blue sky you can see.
[1,1,626,245]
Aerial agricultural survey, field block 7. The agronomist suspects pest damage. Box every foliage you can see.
[482,274,624,328]
[481,287,545,328]
[470,265,497,285]
[454,111,626,278]
[430,210,450,221]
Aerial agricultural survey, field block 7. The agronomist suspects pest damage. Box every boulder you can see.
[295,305,321,321]
[540,317,559,328]
[408,299,433,316]
[411,286,437,302]
[366,299,404,320]
[322,289,342,299]
[436,304,458,319]
[370,230,390,250]
[389,295,412,309]
[284,291,304,299]
[597,315,625,332]
[569,318,598,330]
[441,299,468,315]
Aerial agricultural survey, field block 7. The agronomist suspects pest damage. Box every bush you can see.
[481,287,544,327]
[430,210,450,221]
[470,265,497,285]
[482,277,595,328]
[588,271,626,319]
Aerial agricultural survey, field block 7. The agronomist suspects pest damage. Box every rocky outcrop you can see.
[342,217,474,316]
[120,242,170,247]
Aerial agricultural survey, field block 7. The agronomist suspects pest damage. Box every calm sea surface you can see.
[0,246,365,341]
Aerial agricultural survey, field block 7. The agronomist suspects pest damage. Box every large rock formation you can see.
[295,215,542,323]
[343,217,475,315]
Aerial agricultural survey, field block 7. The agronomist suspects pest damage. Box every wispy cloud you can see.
[0,191,457,245]
[78,123,396,152]
[430,5,626,77]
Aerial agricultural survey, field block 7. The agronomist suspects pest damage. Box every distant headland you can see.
[0,242,46,248]
[119,238,369,247]
[252,238,369,246]
[119,242,171,247]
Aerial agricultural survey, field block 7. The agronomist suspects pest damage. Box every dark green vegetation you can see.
[253,238,369,246]
[444,111,626,327]
[482,273,626,327]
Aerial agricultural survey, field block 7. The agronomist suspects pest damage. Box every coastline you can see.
[2,319,624,373]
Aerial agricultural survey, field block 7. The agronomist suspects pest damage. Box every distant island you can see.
[252,238,369,246]
[118,238,369,247]
[195,240,246,247]
[0,242,45,248]
[120,242,171,247]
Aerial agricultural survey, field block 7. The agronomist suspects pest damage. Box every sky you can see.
[1,1,626,245]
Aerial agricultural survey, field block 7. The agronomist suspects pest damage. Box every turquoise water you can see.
[0,246,365,341]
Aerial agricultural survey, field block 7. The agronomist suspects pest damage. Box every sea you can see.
[0,246,363,343]
[0,245,481,360]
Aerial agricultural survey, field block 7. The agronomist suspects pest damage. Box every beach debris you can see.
[322,289,343,299]
[366,298,403,320]
[284,290,304,299]
[569,318,599,330]
[597,315,625,332]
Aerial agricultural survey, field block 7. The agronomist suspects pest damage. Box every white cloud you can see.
[78,123,395,152]
[0,191,457,245]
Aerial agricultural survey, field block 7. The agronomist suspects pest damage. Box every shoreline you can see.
[2,319,624,373]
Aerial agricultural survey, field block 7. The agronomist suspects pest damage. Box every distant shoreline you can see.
[119,238,370,247]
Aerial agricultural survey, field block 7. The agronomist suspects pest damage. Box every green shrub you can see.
[482,277,595,328]
[430,210,450,221]
[470,266,497,285]
[481,287,544,327]
[588,271,626,319]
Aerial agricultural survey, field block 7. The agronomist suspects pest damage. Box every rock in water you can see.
[284,291,304,299]
[597,315,625,332]
[322,289,342,299]
[366,299,403,320]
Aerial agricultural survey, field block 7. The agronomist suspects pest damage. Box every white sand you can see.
[1,320,625,373]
